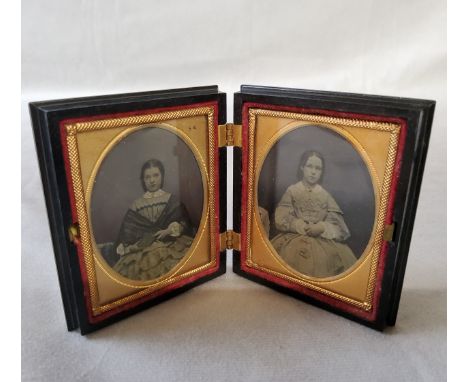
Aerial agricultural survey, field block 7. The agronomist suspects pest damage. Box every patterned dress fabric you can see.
[112,190,194,281]
[271,182,356,277]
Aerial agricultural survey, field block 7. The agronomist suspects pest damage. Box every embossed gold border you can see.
[245,108,401,311]
[64,106,218,315]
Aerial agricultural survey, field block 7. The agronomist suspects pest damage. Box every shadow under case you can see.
[30,85,435,334]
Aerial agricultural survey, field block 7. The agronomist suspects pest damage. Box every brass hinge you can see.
[218,123,242,147]
[219,230,241,251]
[383,223,395,242]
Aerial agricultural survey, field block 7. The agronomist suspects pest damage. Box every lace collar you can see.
[143,189,167,199]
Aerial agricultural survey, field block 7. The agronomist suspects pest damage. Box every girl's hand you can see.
[306,222,325,237]
[116,243,138,255]
[292,219,309,235]
[116,243,126,256]
[154,228,170,240]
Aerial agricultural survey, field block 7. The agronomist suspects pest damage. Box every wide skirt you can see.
[271,233,357,278]
[113,235,193,281]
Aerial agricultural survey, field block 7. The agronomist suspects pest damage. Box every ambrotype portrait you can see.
[90,126,203,282]
[257,125,375,278]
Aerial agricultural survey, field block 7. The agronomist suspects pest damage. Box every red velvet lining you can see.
[240,102,407,322]
[59,101,221,324]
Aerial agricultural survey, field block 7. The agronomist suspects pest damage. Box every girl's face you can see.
[143,166,162,192]
[301,155,323,186]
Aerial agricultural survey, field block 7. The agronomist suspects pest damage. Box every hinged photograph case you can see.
[30,85,435,334]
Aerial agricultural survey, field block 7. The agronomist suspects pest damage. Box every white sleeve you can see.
[168,222,182,237]
[275,187,303,233]
[320,211,350,241]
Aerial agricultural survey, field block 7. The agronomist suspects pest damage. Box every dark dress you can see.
[112,190,194,281]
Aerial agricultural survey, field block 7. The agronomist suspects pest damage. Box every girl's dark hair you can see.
[297,150,325,182]
[140,159,165,191]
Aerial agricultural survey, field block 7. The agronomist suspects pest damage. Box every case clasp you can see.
[383,223,395,242]
[218,123,242,147]
[68,223,80,245]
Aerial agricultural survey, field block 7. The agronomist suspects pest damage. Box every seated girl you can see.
[271,150,357,278]
[112,159,194,281]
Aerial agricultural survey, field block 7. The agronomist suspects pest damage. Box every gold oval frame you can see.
[254,121,380,283]
[86,123,209,288]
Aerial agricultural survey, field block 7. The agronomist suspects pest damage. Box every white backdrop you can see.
[22,1,446,381]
